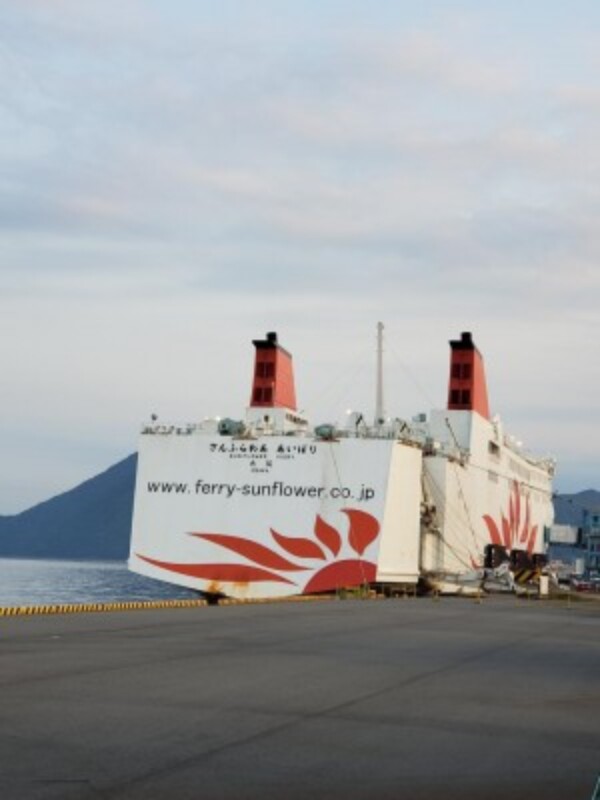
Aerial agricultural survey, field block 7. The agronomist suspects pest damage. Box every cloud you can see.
[0,2,599,510]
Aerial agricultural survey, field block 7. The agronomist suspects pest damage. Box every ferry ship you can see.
[129,328,555,597]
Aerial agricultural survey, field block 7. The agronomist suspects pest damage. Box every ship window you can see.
[461,364,472,379]
[257,361,275,378]
[253,387,263,402]
[263,387,273,403]
[452,364,461,379]
[461,389,471,405]
[450,389,460,404]
[488,441,500,457]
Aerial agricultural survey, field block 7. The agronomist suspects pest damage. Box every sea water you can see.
[0,558,198,607]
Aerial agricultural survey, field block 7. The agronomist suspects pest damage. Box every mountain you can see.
[0,453,597,560]
[0,454,137,560]
[553,489,600,526]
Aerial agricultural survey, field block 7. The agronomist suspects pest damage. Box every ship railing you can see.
[140,421,429,445]
[503,439,556,474]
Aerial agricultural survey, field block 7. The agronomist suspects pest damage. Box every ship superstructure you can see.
[129,329,554,597]
[417,333,554,589]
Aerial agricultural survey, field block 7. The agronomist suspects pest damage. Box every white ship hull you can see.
[129,330,554,598]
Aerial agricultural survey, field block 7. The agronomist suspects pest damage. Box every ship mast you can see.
[375,321,385,427]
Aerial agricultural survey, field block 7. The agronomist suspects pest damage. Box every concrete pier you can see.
[0,596,598,799]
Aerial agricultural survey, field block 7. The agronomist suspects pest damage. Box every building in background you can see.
[582,509,600,574]
[548,524,580,547]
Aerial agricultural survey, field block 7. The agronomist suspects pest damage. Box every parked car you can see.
[571,578,593,592]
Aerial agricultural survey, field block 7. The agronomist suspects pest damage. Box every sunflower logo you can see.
[138,508,381,594]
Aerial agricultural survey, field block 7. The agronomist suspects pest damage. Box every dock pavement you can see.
[0,594,598,799]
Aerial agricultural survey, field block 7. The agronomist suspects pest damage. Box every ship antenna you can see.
[375,321,385,427]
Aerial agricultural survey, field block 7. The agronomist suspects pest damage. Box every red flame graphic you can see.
[191,533,308,571]
[344,508,380,556]
[137,555,295,584]
[270,529,326,560]
[483,481,538,555]
[314,515,342,556]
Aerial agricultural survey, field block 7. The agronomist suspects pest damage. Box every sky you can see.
[1,0,599,513]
